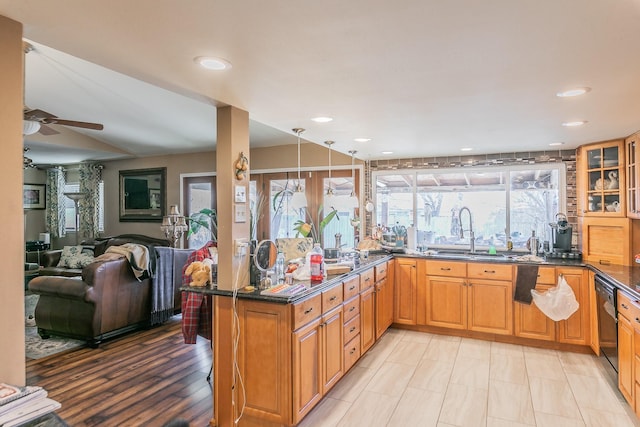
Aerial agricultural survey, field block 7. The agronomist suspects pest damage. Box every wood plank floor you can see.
[26,316,214,427]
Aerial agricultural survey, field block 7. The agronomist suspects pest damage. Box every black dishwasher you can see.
[595,274,618,373]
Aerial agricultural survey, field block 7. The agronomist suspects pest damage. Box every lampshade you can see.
[292,128,307,209]
[23,120,41,136]
[290,188,308,210]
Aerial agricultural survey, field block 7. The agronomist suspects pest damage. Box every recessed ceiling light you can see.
[311,116,333,123]
[381,151,393,155]
[562,121,587,127]
[461,147,473,152]
[194,56,232,70]
[549,142,565,146]
[354,138,371,142]
[556,87,591,97]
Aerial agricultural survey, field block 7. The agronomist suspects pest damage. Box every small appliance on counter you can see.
[547,213,573,257]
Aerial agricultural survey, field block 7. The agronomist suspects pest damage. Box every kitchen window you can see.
[373,164,565,251]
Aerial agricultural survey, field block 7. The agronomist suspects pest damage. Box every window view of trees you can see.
[374,165,563,251]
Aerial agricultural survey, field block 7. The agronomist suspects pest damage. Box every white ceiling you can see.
[4,0,640,165]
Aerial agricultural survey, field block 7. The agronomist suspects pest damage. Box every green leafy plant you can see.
[293,206,339,244]
[187,208,217,242]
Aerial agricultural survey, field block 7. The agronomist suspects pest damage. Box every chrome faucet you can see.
[459,206,475,254]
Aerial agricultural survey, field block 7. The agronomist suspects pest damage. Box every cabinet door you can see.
[321,306,344,394]
[292,318,322,423]
[467,278,513,335]
[375,277,393,339]
[556,268,590,345]
[577,140,625,217]
[425,275,466,330]
[514,284,556,341]
[626,132,640,219]
[360,286,376,353]
[618,313,634,405]
[394,258,417,325]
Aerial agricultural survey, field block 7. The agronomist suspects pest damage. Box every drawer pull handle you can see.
[484,270,496,274]
[304,307,314,314]
[349,306,356,312]
[599,260,611,265]
[350,326,356,333]
[621,303,629,310]
[441,267,451,271]
[635,317,640,324]
[350,348,356,355]
[349,285,356,291]
[329,296,337,302]
[364,277,371,282]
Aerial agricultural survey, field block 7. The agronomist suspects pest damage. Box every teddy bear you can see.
[184,261,212,287]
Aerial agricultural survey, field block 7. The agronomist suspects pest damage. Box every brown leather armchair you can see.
[28,234,170,347]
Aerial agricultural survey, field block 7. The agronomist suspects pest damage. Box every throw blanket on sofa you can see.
[152,247,194,326]
[106,243,149,280]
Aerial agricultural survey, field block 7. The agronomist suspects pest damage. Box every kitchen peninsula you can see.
[182,251,640,426]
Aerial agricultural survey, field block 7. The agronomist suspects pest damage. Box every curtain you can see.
[45,167,66,238]
[79,163,103,240]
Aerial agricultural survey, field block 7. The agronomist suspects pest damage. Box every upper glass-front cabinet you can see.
[578,140,625,217]
[626,132,640,218]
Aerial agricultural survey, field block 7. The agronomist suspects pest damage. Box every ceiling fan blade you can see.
[38,124,60,135]
[44,119,104,131]
[24,108,56,120]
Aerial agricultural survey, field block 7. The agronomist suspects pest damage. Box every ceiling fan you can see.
[23,108,104,136]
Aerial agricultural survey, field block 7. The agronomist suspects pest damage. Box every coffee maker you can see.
[549,213,572,253]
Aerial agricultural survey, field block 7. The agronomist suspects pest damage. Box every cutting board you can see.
[326,263,352,275]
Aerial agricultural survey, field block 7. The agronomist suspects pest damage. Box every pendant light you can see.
[290,128,308,209]
[345,150,359,209]
[324,140,337,209]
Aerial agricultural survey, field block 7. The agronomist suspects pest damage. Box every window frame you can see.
[372,163,566,252]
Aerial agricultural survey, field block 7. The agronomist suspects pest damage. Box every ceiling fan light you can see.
[23,120,40,135]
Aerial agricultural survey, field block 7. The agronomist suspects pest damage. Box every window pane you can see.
[509,169,560,248]
[64,183,79,230]
[323,176,355,248]
[187,181,214,249]
[270,178,305,240]
[375,174,414,229]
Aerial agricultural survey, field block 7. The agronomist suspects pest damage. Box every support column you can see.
[0,15,26,386]
[213,105,250,426]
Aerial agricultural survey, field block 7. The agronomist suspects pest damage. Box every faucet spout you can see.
[459,206,475,254]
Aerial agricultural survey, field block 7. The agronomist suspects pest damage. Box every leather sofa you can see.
[28,234,171,347]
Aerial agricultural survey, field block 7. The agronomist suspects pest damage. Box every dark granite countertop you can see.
[181,251,640,303]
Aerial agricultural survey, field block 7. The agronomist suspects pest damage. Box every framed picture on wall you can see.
[24,183,46,210]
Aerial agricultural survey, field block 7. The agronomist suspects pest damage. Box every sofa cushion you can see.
[57,245,95,269]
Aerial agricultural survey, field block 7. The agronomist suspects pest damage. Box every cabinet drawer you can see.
[322,284,344,313]
[360,268,375,291]
[343,276,360,301]
[343,295,360,322]
[344,335,361,372]
[619,292,640,324]
[375,261,388,282]
[534,266,556,285]
[343,314,360,344]
[425,260,466,277]
[292,294,322,330]
[467,263,513,280]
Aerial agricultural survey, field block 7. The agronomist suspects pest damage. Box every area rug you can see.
[25,294,85,359]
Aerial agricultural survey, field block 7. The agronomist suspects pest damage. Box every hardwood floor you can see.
[26,316,214,427]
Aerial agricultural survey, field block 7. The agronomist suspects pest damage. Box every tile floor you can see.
[299,328,640,427]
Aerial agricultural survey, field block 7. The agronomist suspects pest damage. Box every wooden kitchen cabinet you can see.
[425,260,467,330]
[360,286,375,353]
[626,131,640,218]
[617,290,638,407]
[320,306,344,394]
[375,260,394,339]
[576,139,626,217]
[580,217,640,266]
[467,263,513,335]
[394,258,418,325]
[292,316,322,422]
[514,266,556,341]
[556,267,590,345]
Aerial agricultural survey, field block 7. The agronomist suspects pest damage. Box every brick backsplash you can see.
[364,149,578,243]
